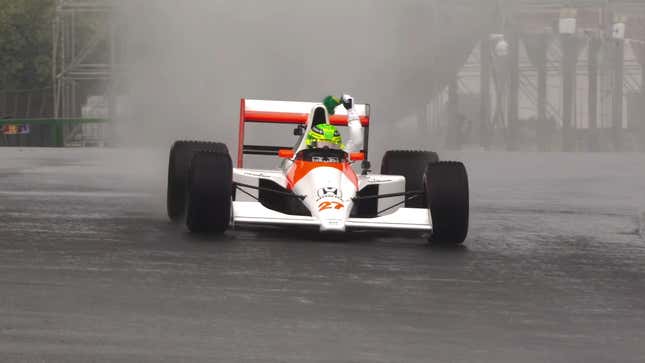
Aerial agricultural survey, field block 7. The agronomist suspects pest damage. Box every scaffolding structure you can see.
[429,0,645,151]
[53,0,115,119]
[45,0,645,150]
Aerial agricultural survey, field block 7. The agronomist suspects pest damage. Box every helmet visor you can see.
[314,140,342,150]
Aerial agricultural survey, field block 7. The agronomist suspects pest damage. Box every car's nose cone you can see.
[320,218,346,232]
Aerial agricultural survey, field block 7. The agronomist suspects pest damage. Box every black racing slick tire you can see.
[167,141,228,222]
[381,150,440,208]
[425,161,469,244]
[186,151,233,234]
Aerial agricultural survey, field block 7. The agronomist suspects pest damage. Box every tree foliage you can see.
[0,0,55,90]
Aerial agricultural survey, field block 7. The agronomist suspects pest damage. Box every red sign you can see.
[1,124,30,135]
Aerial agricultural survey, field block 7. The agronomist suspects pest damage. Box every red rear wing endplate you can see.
[238,98,370,168]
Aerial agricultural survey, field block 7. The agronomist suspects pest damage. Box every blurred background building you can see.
[1,0,644,151]
[429,0,645,152]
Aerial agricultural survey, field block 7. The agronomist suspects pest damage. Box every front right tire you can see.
[167,141,228,221]
[186,150,233,234]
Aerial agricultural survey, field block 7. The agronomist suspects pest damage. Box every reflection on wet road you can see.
[1,148,644,362]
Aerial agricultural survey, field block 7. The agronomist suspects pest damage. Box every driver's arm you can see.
[342,94,363,153]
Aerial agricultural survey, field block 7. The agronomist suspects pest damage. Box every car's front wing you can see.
[232,202,432,231]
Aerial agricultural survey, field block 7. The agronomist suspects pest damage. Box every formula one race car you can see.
[167,98,469,244]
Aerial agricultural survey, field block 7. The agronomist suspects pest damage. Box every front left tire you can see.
[424,161,469,244]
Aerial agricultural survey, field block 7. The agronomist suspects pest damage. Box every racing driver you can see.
[305,94,363,153]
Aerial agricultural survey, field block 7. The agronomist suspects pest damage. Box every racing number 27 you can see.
[319,201,344,211]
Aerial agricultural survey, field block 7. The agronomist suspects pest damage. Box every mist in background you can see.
[115,0,492,162]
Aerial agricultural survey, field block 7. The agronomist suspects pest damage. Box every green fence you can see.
[0,118,108,147]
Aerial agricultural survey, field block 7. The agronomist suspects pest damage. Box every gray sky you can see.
[116,0,492,160]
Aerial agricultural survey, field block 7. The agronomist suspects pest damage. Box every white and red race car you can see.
[167,99,469,244]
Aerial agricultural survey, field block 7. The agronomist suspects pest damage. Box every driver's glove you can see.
[341,94,354,111]
[342,94,363,153]
[342,94,360,126]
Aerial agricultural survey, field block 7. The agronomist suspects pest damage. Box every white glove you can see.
[342,94,363,153]
[341,94,354,111]
[341,93,360,125]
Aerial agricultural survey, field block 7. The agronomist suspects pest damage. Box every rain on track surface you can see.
[1,148,644,362]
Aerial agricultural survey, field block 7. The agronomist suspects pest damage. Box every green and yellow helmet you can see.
[306,124,343,149]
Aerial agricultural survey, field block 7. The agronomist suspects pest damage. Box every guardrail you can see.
[0,118,109,147]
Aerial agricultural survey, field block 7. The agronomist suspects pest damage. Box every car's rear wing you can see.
[238,98,371,168]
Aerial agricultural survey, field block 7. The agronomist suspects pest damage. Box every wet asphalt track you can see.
[1,148,644,362]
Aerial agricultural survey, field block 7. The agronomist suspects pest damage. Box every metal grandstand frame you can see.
[52,0,115,119]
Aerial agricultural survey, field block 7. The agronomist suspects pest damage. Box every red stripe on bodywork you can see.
[286,160,359,190]
[244,111,369,126]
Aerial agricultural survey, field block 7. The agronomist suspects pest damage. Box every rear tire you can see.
[167,141,228,221]
[186,151,233,234]
[381,150,439,208]
[425,161,469,244]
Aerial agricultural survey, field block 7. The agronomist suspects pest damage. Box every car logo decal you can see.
[317,187,339,199]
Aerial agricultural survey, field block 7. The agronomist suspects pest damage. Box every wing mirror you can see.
[349,152,365,161]
[293,126,305,136]
[278,149,295,159]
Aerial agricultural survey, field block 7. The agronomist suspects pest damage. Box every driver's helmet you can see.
[306,124,343,149]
